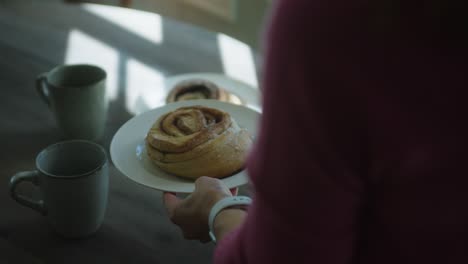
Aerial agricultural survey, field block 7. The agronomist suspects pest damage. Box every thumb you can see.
[163,192,182,218]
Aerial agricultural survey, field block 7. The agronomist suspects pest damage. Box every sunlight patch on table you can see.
[217,34,258,88]
[126,58,165,115]
[82,4,163,44]
[65,29,119,101]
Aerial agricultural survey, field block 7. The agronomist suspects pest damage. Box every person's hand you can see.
[163,176,235,242]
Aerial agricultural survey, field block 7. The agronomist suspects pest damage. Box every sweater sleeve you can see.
[214,1,368,263]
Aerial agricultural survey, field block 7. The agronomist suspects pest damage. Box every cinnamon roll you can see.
[146,106,252,180]
[166,79,242,105]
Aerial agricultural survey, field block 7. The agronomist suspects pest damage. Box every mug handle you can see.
[9,171,47,215]
[36,73,50,106]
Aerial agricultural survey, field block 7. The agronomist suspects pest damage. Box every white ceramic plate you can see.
[110,99,260,193]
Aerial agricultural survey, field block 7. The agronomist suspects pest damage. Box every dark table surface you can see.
[0,1,260,263]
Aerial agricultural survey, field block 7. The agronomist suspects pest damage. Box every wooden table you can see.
[0,1,260,263]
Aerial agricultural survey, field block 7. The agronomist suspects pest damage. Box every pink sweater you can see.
[215,0,468,263]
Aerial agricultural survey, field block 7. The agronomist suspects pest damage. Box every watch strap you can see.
[208,196,252,243]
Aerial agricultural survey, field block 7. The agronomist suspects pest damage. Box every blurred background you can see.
[66,0,272,48]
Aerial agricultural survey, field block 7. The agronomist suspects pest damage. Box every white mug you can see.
[9,140,109,238]
[36,64,108,141]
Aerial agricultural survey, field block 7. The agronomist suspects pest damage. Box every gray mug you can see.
[36,64,108,141]
[9,140,109,238]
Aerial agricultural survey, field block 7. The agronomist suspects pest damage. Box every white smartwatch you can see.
[208,196,252,243]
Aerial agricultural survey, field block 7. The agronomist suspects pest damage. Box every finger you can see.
[195,176,227,192]
[229,188,238,196]
[194,176,217,194]
[162,192,182,218]
[194,176,212,191]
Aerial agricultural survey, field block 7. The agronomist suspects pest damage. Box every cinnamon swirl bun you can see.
[146,106,252,180]
[166,79,242,105]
